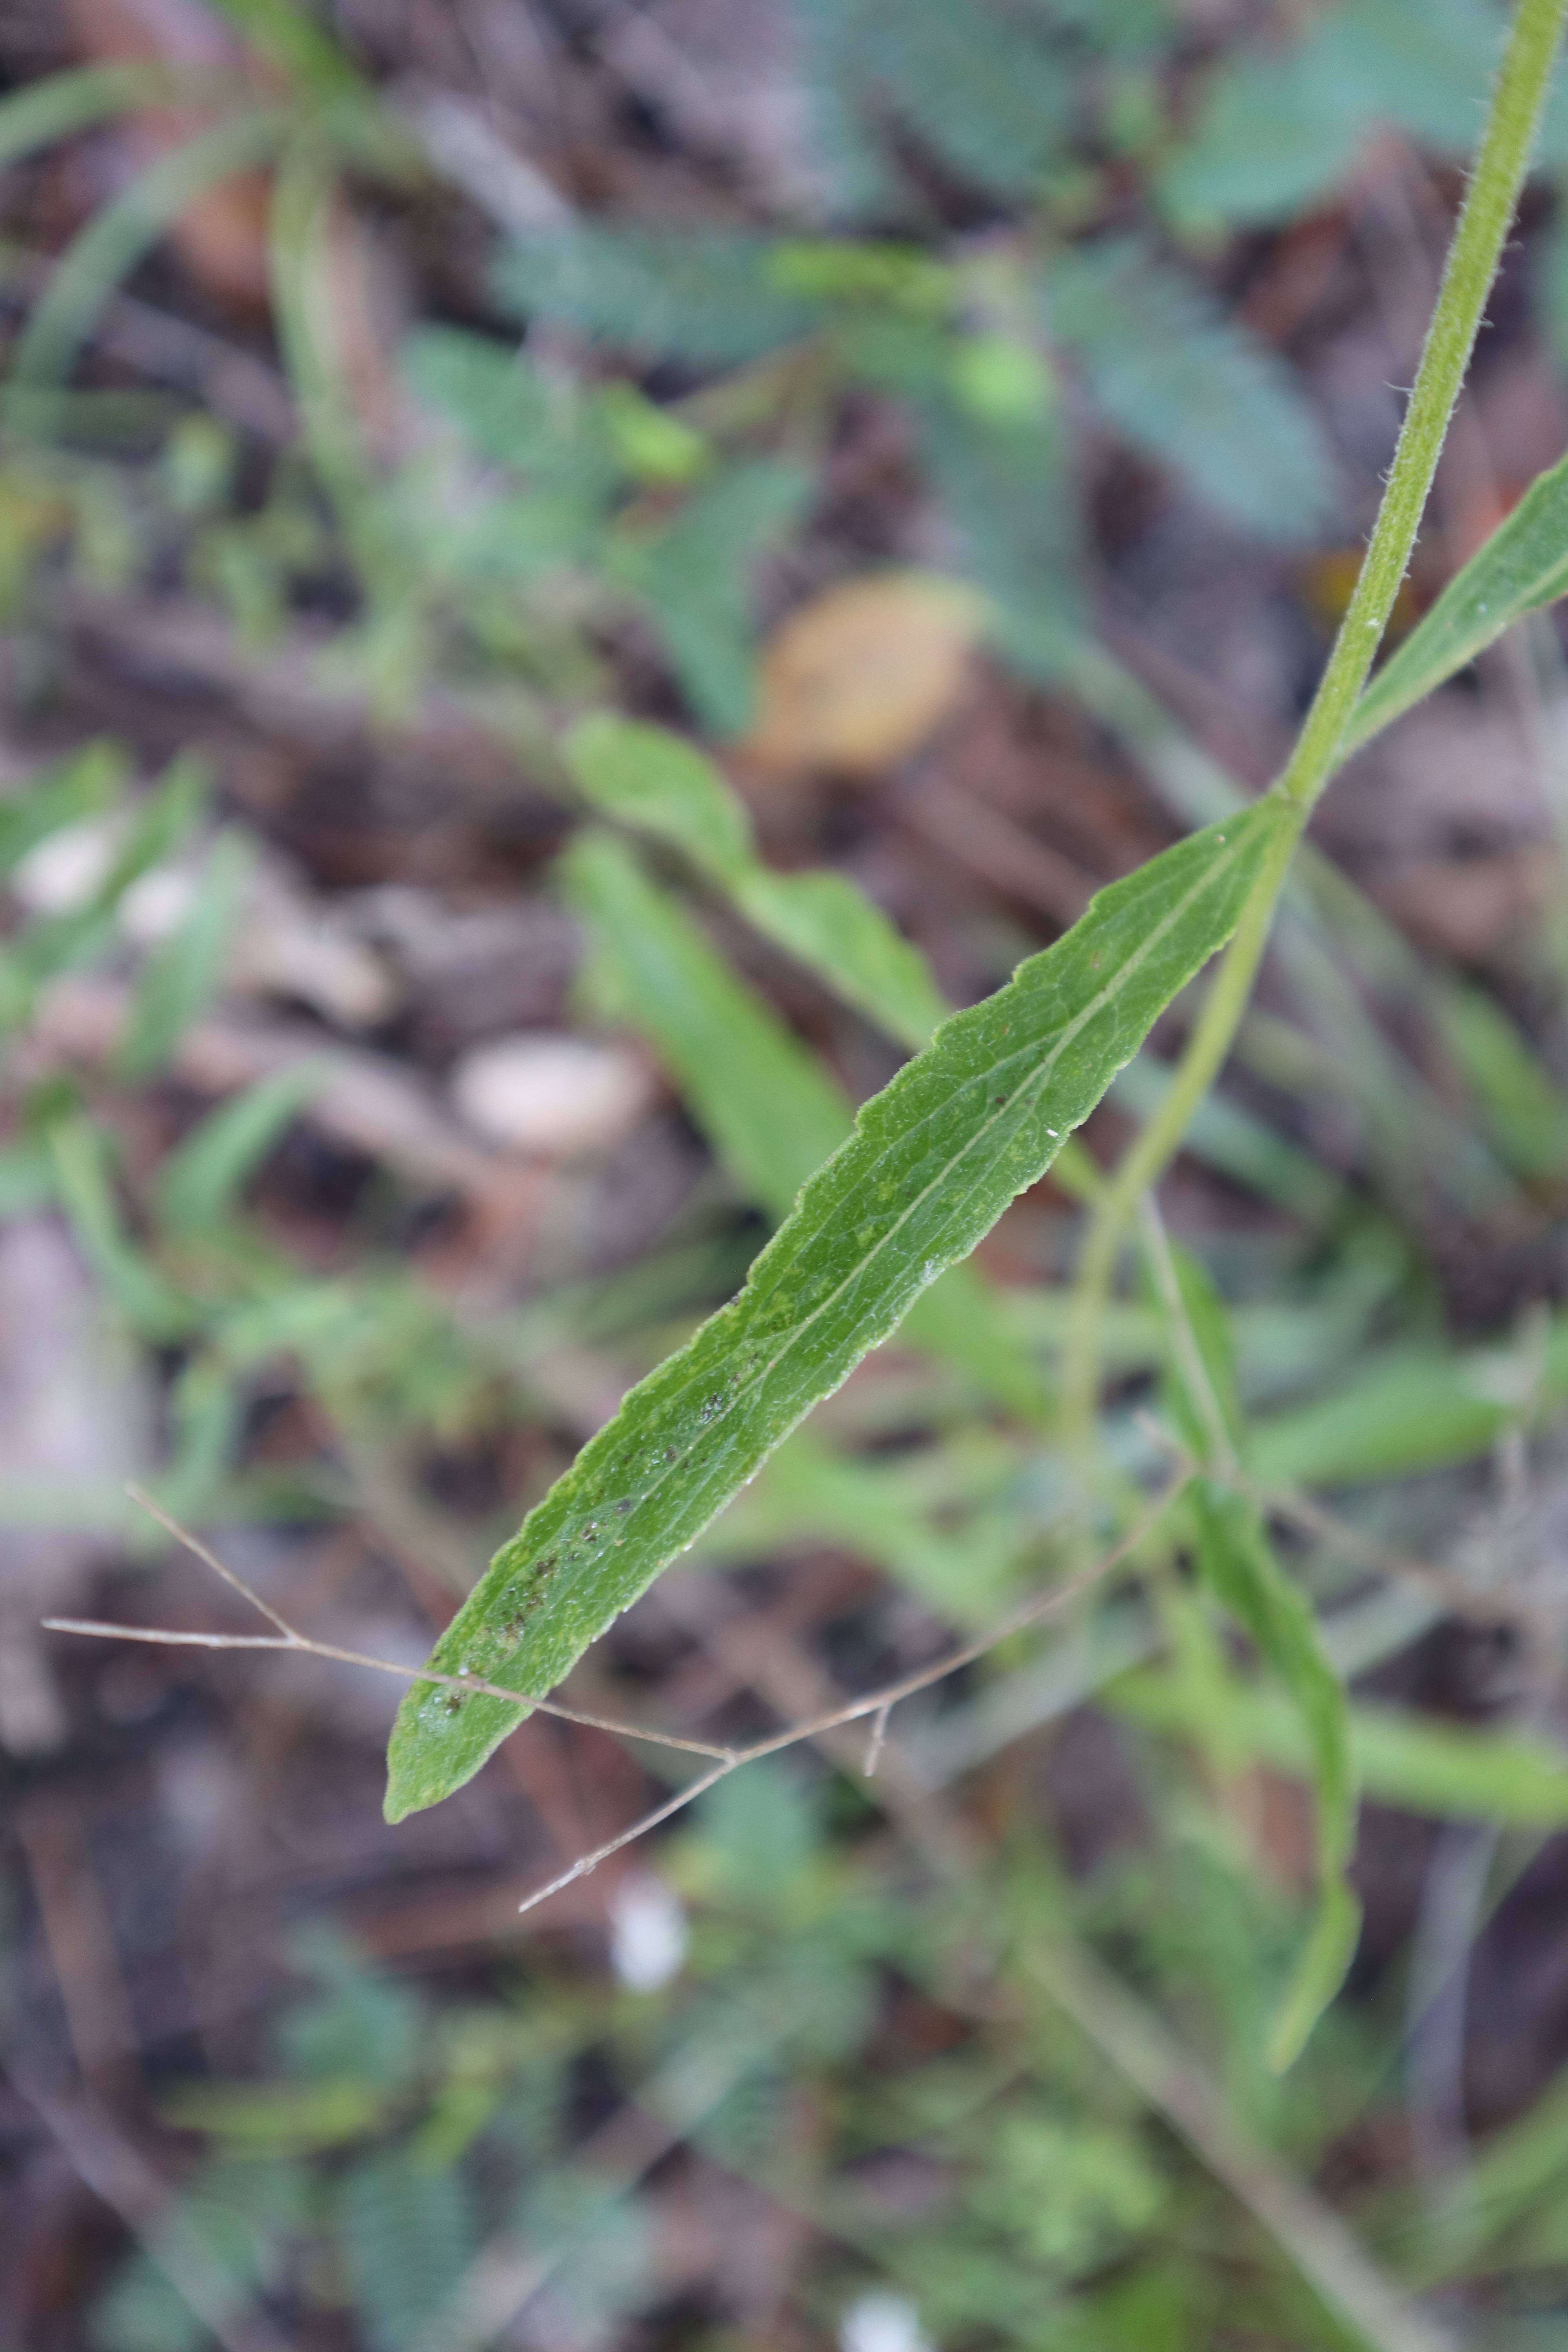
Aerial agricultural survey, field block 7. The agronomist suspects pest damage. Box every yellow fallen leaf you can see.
[742,572,985,778]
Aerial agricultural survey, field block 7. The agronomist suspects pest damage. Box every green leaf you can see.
[856,0,1072,196]
[0,740,127,877]
[1043,239,1337,542]
[564,826,1049,1418]
[494,227,817,365]
[1159,0,1501,231]
[7,109,289,407]
[47,1114,193,1341]
[118,832,252,1081]
[205,0,367,98]
[158,2077,387,2150]
[610,462,811,734]
[564,714,949,1052]
[1346,443,1568,753]
[1249,1345,1519,1489]
[155,1062,330,1232]
[1141,1220,1357,2067]
[402,325,562,466]
[0,64,204,178]
[339,2149,476,2352]
[915,390,1082,657]
[1113,1671,1568,1826]
[383,797,1285,1821]
[1191,1481,1360,2072]
[568,826,850,1215]
[1435,980,1568,1181]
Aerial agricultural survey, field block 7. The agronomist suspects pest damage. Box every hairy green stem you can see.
[1063,0,1568,1460]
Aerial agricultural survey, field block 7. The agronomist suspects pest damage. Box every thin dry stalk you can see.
[44,1476,1188,1913]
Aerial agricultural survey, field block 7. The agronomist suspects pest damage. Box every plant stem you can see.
[1062,0,1568,1459]
[1278,0,1568,817]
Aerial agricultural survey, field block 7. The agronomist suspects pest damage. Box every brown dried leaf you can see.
[741,573,984,780]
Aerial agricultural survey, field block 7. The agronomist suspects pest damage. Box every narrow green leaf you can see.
[1267,1877,1363,2076]
[565,827,1050,1417]
[205,0,367,98]
[118,833,252,1081]
[566,716,1100,1219]
[564,712,949,1052]
[47,1115,193,1340]
[7,109,289,402]
[384,797,1285,1822]
[1346,443,1568,754]
[1114,1669,1568,1827]
[0,64,207,177]
[156,1061,331,1232]
[567,826,849,1215]
[1142,1218,1358,2067]
[0,740,126,877]
[1249,1346,1514,1488]
[1188,1480,1361,2071]
[1436,979,1568,1180]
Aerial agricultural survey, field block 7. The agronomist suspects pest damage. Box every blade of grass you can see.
[5,109,289,408]
[1140,1203,1358,2067]
[1112,1671,1568,1827]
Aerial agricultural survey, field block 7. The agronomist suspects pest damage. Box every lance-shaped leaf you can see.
[1346,446,1568,755]
[383,797,1285,1823]
[567,829,1050,1420]
[1141,1212,1358,2070]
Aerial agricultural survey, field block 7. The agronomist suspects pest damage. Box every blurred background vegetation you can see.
[9,0,1568,2345]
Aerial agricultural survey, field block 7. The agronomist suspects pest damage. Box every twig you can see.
[510,1472,1187,1915]
[42,1615,741,1762]
[47,1475,1186,1915]
[127,1484,296,1639]
[1136,1416,1560,1639]
[46,1488,736,1764]
[1248,1477,1566,1639]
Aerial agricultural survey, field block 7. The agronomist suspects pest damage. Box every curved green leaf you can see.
[383,797,1285,1822]
[566,827,1050,1418]
[1346,443,1568,753]
[564,711,949,1052]
[7,108,289,404]
[1141,1218,1357,2069]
